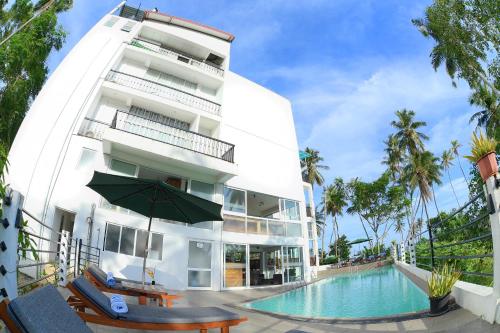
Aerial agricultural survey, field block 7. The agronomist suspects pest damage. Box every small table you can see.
[121,281,172,307]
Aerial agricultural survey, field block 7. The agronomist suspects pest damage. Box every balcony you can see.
[105,70,222,116]
[223,214,302,238]
[110,110,234,162]
[130,38,225,78]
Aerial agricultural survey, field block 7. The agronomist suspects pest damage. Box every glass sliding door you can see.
[249,245,283,286]
[224,244,247,288]
[283,246,303,283]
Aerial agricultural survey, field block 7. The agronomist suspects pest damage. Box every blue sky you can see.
[48,0,478,249]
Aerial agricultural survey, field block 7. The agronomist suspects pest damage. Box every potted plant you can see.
[427,264,461,316]
[464,131,498,182]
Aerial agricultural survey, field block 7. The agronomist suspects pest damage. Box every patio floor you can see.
[75,284,500,333]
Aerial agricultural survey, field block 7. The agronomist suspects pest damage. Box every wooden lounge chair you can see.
[84,264,180,307]
[0,284,93,333]
[67,276,247,333]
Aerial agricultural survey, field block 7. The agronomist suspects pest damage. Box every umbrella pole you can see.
[142,215,153,286]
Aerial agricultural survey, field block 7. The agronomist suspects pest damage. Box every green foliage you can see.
[301,147,329,188]
[328,234,351,261]
[463,130,497,162]
[17,218,38,260]
[428,264,461,298]
[320,255,338,265]
[0,0,73,146]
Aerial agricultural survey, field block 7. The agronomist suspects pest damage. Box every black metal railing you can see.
[77,117,110,140]
[77,240,101,274]
[130,38,225,77]
[105,70,222,116]
[119,5,144,21]
[111,110,235,163]
[414,192,493,285]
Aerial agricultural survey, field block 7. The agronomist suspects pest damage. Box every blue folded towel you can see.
[110,294,128,313]
[106,272,116,287]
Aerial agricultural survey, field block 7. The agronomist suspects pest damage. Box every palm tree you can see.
[301,147,329,189]
[391,109,429,156]
[441,149,460,206]
[450,140,470,188]
[382,134,405,182]
[314,207,326,260]
[469,85,499,136]
[394,219,405,242]
[324,178,347,258]
[405,151,442,226]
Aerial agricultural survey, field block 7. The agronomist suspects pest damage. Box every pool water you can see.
[245,265,429,318]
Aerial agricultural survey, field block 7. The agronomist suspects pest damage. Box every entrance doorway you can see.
[249,245,282,286]
[51,208,76,261]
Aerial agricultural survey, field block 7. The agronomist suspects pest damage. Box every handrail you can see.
[106,70,221,116]
[111,110,235,163]
[130,38,224,77]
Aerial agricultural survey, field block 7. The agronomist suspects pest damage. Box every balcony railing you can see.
[130,38,225,77]
[105,70,222,116]
[77,118,110,140]
[223,214,302,237]
[111,110,235,163]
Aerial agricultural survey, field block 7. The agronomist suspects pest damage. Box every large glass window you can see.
[76,148,97,171]
[224,244,246,287]
[286,223,302,237]
[284,246,303,283]
[280,199,300,221]
[104,223,163,260]
[109,159,137,176]
[190,180,214,230]
[223,187,245,214]
[188,241,212,288]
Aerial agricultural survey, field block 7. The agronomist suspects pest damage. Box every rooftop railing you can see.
[105,70,222,116]
[111,110,235,163]
[130,38,225,77]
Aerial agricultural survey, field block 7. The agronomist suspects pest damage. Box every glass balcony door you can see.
[283,246,304,283]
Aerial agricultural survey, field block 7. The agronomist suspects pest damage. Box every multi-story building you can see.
[6,3,318,290]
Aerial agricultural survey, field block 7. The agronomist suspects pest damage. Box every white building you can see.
[6,3,318,291]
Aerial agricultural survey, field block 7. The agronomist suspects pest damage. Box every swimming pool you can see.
[244,265,429,318]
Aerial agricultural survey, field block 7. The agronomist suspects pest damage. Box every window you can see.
[104,17,119,27]
[223,186,245,214]
[121,20,136,32]
[109,159,137,176]
[190,181,214,230]
[286,223,302,237]
[188,241,212,288]
[104,223,163,260]
[280,199,300,221]
[76,148,96,171]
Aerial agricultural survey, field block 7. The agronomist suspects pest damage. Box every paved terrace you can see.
[59,264,499,333]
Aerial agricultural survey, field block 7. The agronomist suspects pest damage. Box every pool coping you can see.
[226,264,458,324]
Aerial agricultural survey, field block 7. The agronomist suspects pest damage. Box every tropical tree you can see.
[328,235,351,262]
[347,172,407,254]
[382,134,405,181]
[441,149,460,206]
[412,0,499,95]
[405,151,443,228]
[469,85,500,140]
[394,219,405,242]
[0,0,73,147]
[314,206,326,258]
[450,140,470,188]
[301,147,329,188]
[391,109,429,156]
[323,178,347,257]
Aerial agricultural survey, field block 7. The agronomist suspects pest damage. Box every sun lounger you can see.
[67,276,247,333]
[0,284,92,333]
[84,264,180,307]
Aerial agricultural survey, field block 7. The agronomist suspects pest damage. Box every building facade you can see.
[6,3,318,291]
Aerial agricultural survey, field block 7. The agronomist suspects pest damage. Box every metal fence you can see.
[111,110,235,163]
[130,38,225,77]
[413,191,493,285]
[105,70,222,116]
[15,209,100,295]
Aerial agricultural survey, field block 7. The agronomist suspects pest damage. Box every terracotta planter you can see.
[429,292,451,316]
[477,152,498,182]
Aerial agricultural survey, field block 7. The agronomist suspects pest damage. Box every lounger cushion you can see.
[87,264,156,287]
[8,285,92,333]
[120,304,242,324]
[73,276,119,319]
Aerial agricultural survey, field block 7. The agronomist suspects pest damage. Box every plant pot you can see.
[429,293,451,316]
[477,151,498,182]
[151,280,155,285]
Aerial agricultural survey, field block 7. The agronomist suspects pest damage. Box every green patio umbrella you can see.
[347,238,372,246]
[87,171,223,284]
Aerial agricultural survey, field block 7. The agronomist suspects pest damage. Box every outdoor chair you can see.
[67,276,247,333]
[0,284,93,333]
[84,264,181,307]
